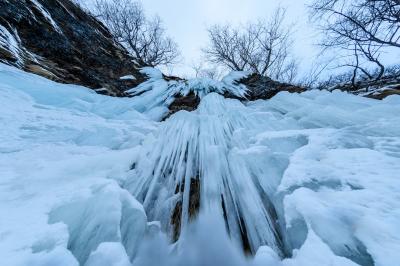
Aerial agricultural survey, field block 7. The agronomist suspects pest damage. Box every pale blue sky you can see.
[141,0,318,77]
[81,0,398,78]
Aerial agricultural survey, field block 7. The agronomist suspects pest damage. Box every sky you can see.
[80,0,399,79]
[141,0,318,77]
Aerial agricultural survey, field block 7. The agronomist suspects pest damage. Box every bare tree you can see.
[310,0,400,81]
[94,0,180,67]
[191,61,224,80]
[298,59,331,88]
[202,7,298,83]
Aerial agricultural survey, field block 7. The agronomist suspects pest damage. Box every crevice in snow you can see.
[170,177,201,242]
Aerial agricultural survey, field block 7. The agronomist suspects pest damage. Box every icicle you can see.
[125,93,287,257]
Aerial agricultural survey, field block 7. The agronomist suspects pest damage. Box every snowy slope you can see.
[1,64,400,266]
[0,64,155,266]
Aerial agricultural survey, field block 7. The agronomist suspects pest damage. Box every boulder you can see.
[235,73,306,100]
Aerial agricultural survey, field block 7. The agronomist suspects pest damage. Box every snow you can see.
[126,68,249,116]
[1,63,400,266]
[355,83,400,97]
[120,75,136,81]
[0,25,24,65]
[85,242,131,266]
[29,0,63,34]
[0,64,153,265]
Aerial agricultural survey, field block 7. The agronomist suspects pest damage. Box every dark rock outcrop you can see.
[164,92,200,120]
[164,73,305,120]
[0,0,145,96]
[234,73,306,100]
[326,76,400,100]
[171,177,201,242]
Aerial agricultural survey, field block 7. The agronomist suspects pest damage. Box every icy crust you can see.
[126,68,249,115]
[1,64,400,266]
[248,91,400,266]
[126,89,400,266]
[0,64,153,266]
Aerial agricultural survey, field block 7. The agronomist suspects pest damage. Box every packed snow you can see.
[120,75,136,81]
[1,63,400,266]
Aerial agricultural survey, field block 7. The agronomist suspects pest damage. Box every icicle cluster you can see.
[127,68,250,116]
[125,93,287,256]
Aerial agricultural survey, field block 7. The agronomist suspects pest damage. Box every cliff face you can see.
[0,0,145,96]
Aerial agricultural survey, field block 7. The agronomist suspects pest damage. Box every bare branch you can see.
[94,0,180,67]
[202,7,297,82]
[310,0,399,81]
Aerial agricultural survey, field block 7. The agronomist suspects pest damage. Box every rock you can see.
[234,73,306,100]
[171,177,201,242]
[0,0,146,96]
[367,87,400,100]
[164,92,200,120]
[327,76,400,100]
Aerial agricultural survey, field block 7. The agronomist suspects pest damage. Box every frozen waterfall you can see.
[1,64,400,266]
[125,93,288,257]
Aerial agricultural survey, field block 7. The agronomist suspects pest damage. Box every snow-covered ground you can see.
[1,64,400,266]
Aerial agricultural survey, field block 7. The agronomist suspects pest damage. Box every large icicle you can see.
[125,93,286,256]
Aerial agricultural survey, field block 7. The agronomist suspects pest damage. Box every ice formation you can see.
[1,63,400,266]
[127,68,249,117]
[0,25,25,66]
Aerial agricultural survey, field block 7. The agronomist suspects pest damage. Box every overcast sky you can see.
[141,0,318,77]
[81,0,398,79]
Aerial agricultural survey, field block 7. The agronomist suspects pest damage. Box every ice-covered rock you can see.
[127,68,250,119]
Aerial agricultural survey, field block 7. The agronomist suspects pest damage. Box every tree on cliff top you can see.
[202,7,298,83]
[94,0,180,67]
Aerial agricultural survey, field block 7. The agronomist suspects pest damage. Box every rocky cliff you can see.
[0,0,145,96]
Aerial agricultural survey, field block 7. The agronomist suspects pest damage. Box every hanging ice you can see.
[125,93,288,256]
